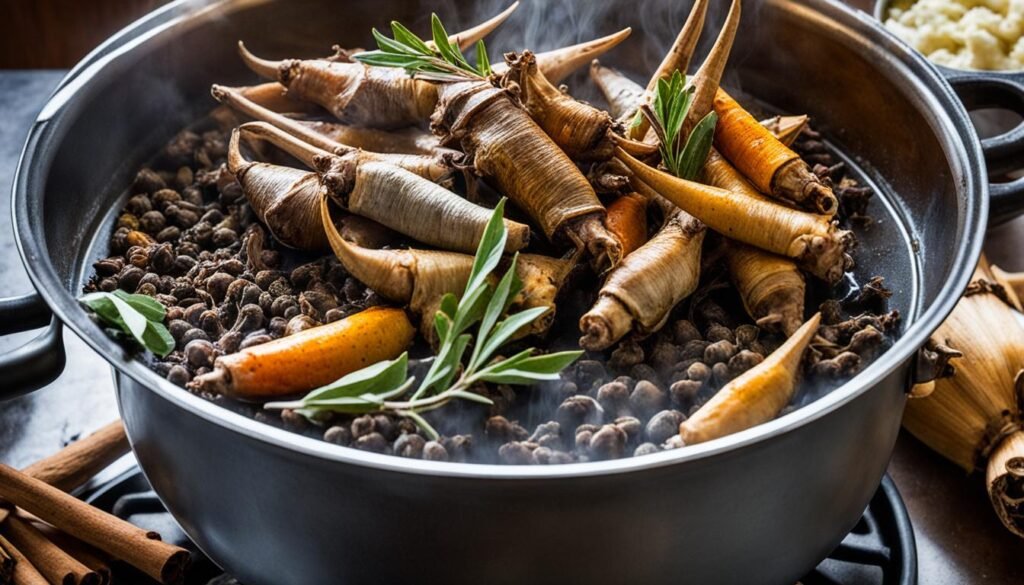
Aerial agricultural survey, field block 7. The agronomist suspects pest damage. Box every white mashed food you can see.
[885,0,1024,70]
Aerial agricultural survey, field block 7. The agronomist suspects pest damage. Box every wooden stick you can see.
[3,515,98,585]
[0,537,12,585]
[0,534,47,585]
[0,464,188,585]
[21,422,129,493]
[35,527,111,585]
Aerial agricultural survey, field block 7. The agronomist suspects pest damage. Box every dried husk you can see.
[239,45,438,129]
[726,242,805,336]
[579,210,705,350]
[590,60,644,120]
[228,129,328,250]
[679,312,821,445]
[617,147,853,284]
[903,267,1024,537]
[762,114,809,147]
[212,84,446,156]
[511,253,576,337]
[432,80,621,268]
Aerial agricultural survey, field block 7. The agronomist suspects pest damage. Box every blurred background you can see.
[0,0,166,68]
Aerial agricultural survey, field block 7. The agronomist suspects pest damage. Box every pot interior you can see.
[23,0,978,427]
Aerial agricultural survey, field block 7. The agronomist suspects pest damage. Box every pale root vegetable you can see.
[725,242,805,336]
[590,60,644,120]
[714,89,837,215]
[679,0,740,138]
[679,312,821,444]
[428,2,520,52]
[580,210,705,350]
[512,253,576,337]
[228,128,327,250]
[618,147,853,285]
[491,28,633,84]
[235,124,527,254]
[432,80,622,270]
[190,307,415,400]
[239,44,438,129]
[507,51,657,161]
[903,265,1024,537]
[626,0,710,140]
[212,84,447,156]
[604,193,649,256]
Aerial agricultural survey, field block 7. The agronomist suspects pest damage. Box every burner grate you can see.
[83,469,916,585]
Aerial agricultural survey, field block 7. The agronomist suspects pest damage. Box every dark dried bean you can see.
[98,277,118,292]
[573,360,608,390]
[635,442,660,456]
[152,188,180,209]
[498,442,535,464]
[351,415,375,439]
[184,339,216,368]
[672,320,702,345]
[183,303,206,326]
[212,228,238,248]
[649,341,681,375]
[704,340,738,365]
[734,324,759,347]
[712,362,732,386]
[285,315,318,336]
[589,425,627,459]
[173,255,196,273]
[167,365,191,386]
[422,441,448,461]
[394,433,425,458]
[373,415,397,440]
[555,396,604,429]
[125,194,153,216]
[232,304,265,334]
[687,362,711,382]
[596,381,631,418]
[135,282,157,297]
[156,227,181,242]
[271,295,299,318]
[629,380,667,419]
[94,257,124,276]
[706,324,735,343]
[609,340,645,370]
[728,350,763,375]
[139,211,166,233]
[133,169,166,194]
[355,432,388,453]
[646,410,685,445]
[614,416,642,441]
[324,425,351,446]
[268,316,288,337]
[669,379,704,411]
[199,310,223,338]
[239,333,271,349]
[218,330,243,354]
[165,306,184,322]
[681,340,710,361]
[117,213,140,231]
[629,364,662,388]
[168,320,191,343]
[150,244,175,273]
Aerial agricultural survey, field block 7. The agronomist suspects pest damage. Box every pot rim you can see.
[12,0,987,479]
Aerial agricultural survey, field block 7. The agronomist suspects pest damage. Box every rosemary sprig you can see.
[267,200,583,440]
[640,71,718,180]
[79,290,174,357]
[353,14,492,81]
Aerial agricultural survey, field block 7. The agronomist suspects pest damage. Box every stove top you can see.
[79,466,916,585]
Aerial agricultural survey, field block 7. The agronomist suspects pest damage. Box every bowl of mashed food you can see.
[878,0,1024,71]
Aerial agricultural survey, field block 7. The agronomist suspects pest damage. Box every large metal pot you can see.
[4,0,1024,583]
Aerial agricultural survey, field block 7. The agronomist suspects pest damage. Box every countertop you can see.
[1,58,1022,585]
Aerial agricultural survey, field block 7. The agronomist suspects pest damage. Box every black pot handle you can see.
[0,292,67,400]
[940,68,1024,225]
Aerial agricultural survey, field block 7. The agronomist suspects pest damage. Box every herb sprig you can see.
[353,14,492,81]
[639,71,718,180]
[267,200,582,440]
[80,290,174,357]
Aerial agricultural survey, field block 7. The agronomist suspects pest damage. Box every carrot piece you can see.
[713,90,837,215]
[604,193,649,256]
[190,307,414,400]
[679,312,821,445]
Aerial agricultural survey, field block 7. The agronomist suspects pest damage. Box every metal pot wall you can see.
[3,0,1024,583]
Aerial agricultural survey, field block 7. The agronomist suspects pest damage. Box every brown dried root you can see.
[988,428,1024,538]
[212,84,447,156]
[238,43,437,129]
[506,51,657,161]
[433,80,622,269]
[761,115,809,147]
[431,2,520,52]
[492,28,633,84]
[510,253,576,338]
[679,0,740,138]
[726,242,805,337]
[228,129,327,250]
[590,60,644,120]
[678,312,821,445]
[714,89,838,215]
[237,123,528,254]
[617,147,854,285]
[579,210,705,350]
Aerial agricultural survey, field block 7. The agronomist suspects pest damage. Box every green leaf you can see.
[629,109,645,129]
[433,310,451,342]
[372,28,420,55]
[301,352,409,403]
[111,290,165,322]
[451,282,491,336]
[431,14,461,67]
[475,40,491,76]
[511,350,584,375]
[141,322,174,357]
[436,333,471,392]
[353,51,430,68]
[475,368,564,385]
[677,111,718,181]
[390,21,433,55]
[439,293,458,319]
[473,306,550,370]
[468,253,519,371]
[80,293,124,327]
[464,199,507,297]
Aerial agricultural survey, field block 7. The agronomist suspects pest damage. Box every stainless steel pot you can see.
[4,0,1024,583]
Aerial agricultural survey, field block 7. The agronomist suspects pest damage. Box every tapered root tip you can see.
[536,28,632,84]
[188,363,230,395]
[238,41,284,81]
[579,313,613,351]
[449,1,521,51]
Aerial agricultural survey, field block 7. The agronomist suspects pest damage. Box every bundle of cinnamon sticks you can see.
[0,421,189,584]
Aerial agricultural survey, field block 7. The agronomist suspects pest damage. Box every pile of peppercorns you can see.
[84,120,898,464]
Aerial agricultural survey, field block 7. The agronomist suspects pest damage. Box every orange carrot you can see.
[604,193,649,256]
[713,90,837,215]
[190,307,415,400]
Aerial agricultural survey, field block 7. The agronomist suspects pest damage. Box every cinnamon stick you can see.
[0,464,188,585]
[0,534,47,585]
[36,527,111,585]
[0,537,12,585]
[21,422,129,493]
[3,515,98,585]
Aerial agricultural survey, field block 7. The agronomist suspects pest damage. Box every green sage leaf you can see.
[464,199,507,298]
[475,40,491,76]
[677,111,718,181]
[390,21,433,55]
[301,352,409,403]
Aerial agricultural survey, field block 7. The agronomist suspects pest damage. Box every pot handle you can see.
[940,68,1024,225]
[0,292,67,400]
